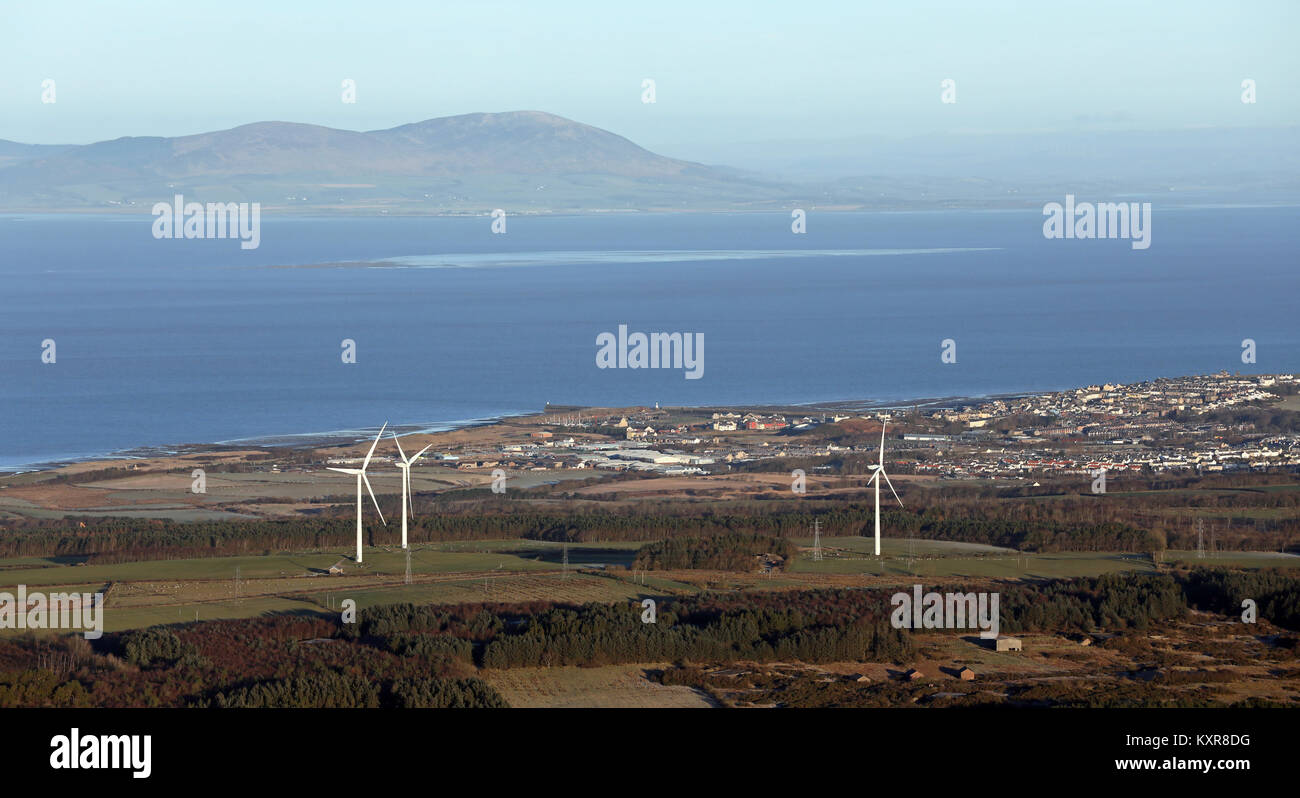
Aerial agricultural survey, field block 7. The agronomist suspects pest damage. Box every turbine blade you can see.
[326,467,360,475]
[362,422,388,471]
[411,443,434,465]
[881,469,904,507]
[407,470,415,518]
[362,472,386,525]
[879,421,887,462]
[393,432,408,465]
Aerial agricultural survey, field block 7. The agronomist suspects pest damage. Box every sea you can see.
[1,206,1297,470]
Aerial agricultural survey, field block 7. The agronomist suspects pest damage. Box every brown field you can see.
[0,461,481,521]
[485,664,717,708]
[0,412,618,521]
[570,471,934,499]
[699,612,1300,707]
[0,407,944,519]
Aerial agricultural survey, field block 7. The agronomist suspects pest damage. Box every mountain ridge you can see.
[0,110,786,211]
[3,112,1294,213]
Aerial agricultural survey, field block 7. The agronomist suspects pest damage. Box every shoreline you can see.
[5,370,1290,475]
[0,389,1039,475]
[0,414,527,475]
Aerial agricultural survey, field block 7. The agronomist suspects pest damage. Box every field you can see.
[788,536,1300,579]
[567,472,933,500]
[698,612,1300,707]
[485,665,716,708]
[4,533,1299,635]
[0,539,668,634]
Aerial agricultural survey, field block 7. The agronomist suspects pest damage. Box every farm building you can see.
[994,636,1023,652]
[904,668,925,681]
[958,667,976,681]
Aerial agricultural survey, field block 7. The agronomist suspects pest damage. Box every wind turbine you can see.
[392,433,433,550]
[327,422,388,564]
[867,421,904,556]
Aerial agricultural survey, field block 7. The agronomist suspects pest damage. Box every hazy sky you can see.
[3,0,1297,161]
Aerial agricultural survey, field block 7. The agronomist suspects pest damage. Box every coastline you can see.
[0,389,1035,475]
[0,414,527,475]
[5,371,1290,476]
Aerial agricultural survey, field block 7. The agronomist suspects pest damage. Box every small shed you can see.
[958,667,976,681]
[994,636,1023,652]
[904,668,925,681]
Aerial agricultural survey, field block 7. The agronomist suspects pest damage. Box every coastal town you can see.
[6,372,1296,526]
[334,372,1300,484]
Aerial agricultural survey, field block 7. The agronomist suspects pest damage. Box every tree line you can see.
[210,671,506,708]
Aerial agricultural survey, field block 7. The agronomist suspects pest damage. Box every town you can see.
[328,373,1300,484]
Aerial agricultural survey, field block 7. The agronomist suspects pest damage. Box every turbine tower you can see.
[867,421,904,556]
[327,422,388,564]
[392,433,433,550]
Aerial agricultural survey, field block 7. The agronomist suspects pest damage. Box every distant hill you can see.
[0,139,74,169]
[3,112,1295,213]
[0,111,791,212]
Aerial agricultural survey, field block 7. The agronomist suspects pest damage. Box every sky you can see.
[2,0,1297,162]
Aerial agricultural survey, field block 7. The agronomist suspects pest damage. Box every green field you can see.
[789,536,1300,579]
[1163,550,1300,568]
[0,540,644,590]
[0,539,658,635]
[91,571,653,632]
[4,534,1298,635]
[792,537,1016,556]
[792,550,1156,579]
[101,595,322,632]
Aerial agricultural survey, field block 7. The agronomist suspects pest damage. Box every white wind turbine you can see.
[867,421,904,556]
[392,433,433,550]
[327,422,388,564]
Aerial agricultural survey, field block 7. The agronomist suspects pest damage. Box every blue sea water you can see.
[1,207,1297,470]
